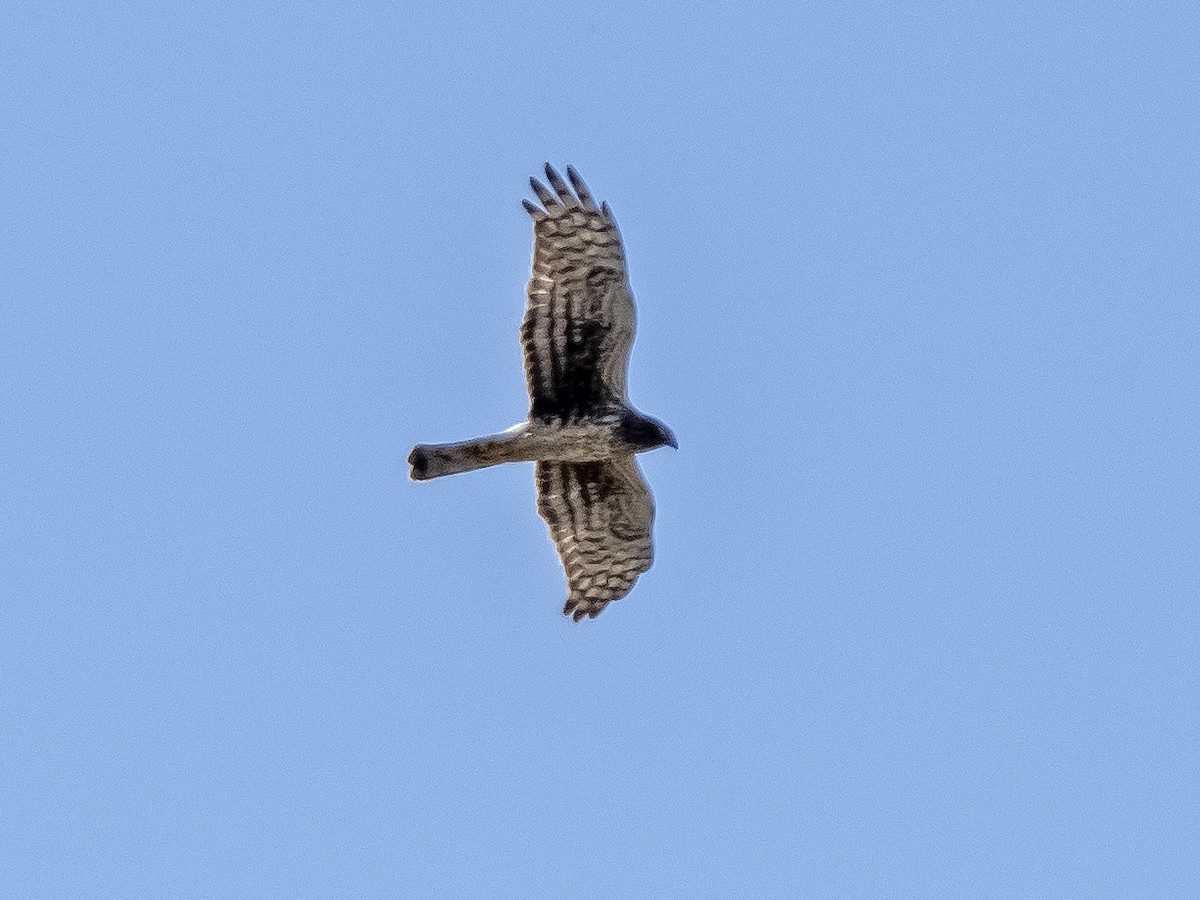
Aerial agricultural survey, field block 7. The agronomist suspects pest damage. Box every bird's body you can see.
[408,165,675,621]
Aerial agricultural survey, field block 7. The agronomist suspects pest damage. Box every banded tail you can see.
[407,430,527,481]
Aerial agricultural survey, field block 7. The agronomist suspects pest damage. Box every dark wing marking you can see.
[535,456,655,621]
[519,164,636,423]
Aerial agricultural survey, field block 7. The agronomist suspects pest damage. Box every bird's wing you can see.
[520,164,635,423]
[535,456,654,621]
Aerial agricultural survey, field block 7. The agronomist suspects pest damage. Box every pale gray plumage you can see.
[409,165,674,621]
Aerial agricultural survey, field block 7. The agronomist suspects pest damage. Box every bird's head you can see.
[618,411,678,452]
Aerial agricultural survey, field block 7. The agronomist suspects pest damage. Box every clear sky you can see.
[3,2,1197,897]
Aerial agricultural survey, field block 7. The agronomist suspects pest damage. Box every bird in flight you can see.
[409,164,676,621]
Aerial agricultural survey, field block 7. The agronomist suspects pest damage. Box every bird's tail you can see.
[408,432,526,481]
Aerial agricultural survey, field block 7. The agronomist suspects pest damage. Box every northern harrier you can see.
[408,164,676,621]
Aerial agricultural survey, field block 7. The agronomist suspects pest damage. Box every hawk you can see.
[408,164,676,621]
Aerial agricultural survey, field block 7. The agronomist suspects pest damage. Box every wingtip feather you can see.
[544,164,576,206]
[529,175,557,209]
[563,596,610,621]
[565,166,598,210]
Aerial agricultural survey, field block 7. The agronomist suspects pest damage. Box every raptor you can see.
[409,165,675,621]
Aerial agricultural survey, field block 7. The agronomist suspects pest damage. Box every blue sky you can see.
[3,2,1197,896]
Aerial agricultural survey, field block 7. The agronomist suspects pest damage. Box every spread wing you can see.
[520,164,636,423]
[535,456,655,621]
